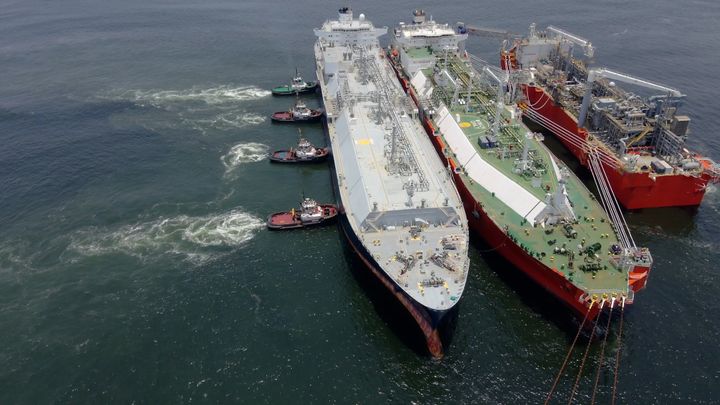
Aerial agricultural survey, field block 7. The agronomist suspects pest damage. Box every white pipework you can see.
[588,69,682,97]
[483,66,505,139]
[546,25,594,58]
[578,68,684,127]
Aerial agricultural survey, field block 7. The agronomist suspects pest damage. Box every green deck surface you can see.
[405,46,433,59]
[429,55,630,295]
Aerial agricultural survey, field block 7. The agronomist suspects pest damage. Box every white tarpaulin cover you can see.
[435,105,547,222]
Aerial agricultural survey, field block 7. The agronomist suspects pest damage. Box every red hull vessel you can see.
[390,59,648,321]
[497,29,718,210]
[520,84,714,209]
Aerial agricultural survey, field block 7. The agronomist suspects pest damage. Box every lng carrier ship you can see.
[389,10,652,321]
[501,25,720,209]
[313,7,470,357]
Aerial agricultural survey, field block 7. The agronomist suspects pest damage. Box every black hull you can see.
[320,114,456,358]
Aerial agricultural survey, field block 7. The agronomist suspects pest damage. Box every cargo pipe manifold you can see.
[578,68,684,127]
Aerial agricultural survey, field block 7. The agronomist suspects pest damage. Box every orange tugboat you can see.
[266,198,338,230]
[271,96,323,123]
[269,132,329,164]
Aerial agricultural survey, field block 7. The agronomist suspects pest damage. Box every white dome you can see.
[359,13,365,21]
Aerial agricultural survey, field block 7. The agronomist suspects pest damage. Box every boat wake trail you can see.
[0,240,39,273]
[119,85,271,107]
[184,111,266,133]
[66,209,264,264]
[221,142,269,173]
[101,85,269,133]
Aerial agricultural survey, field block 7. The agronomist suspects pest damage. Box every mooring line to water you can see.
[611,297,626,405]
[568,299,605,405]
[544,300,596,405]
[590,298,615,405]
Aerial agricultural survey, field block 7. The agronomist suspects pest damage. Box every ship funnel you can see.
[412,9,426,24]
[338,7,353,22]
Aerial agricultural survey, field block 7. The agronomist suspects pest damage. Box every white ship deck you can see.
[314,9,469,311]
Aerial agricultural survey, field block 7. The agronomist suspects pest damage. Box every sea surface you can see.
[1,0,718,403]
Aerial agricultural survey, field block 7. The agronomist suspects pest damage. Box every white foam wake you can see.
[221,142,269,172]
[120,85,271,107]
[67,209,264,264]
[103,85,270,134]
[181,210,264,246]
[188,112,266,132]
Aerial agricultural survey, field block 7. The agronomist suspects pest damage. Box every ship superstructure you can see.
[313,7,470,357]
[390,11,652,321]
[503,24,719,209]
[391,9,468,77]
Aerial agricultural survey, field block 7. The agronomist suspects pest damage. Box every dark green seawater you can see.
[1,0,718,403]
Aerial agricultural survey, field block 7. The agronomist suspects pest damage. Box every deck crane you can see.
[545,25,595,59]
[578,68,684,127]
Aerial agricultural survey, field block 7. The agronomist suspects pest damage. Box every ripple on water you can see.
[114,85,271,107]
[99,85,270,134]
[221,142,269,174]
[65,209,264,265]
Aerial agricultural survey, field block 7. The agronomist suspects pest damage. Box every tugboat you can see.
[271,68,319,96]
[271,96,324,123]
[266,198,338,230]
[269,131,329,163]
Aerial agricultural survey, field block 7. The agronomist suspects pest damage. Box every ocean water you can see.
[1,0,718,403]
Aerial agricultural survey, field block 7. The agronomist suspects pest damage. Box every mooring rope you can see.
[544,300,596,405]
[568,299,605,405]
[590,298,615,405]
[611,297,626,405]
